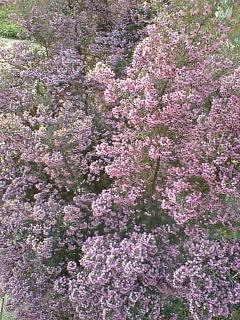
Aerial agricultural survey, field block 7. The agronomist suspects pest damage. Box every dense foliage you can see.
[0,1,239,319]
[0,7,24,39]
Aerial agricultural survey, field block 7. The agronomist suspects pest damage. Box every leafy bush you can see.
[0,1,239,320]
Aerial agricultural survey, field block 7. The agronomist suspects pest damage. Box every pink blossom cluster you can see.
[0,1,239,320]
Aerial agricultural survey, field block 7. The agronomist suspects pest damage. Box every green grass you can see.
[0,8,24,39]
[0,298,13,320]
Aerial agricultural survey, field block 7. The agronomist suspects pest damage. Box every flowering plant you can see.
[0,1,239,319]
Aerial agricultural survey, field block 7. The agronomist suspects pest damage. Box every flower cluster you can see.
[0,1,239,320]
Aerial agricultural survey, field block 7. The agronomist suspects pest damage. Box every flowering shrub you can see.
[0,1,239,320]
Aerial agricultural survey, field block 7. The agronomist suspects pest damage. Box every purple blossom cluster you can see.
[0,1,239,319]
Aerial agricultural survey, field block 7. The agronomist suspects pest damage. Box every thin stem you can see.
[0,297,5,320]
[150,157,160,196]
[60,146,75,179]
